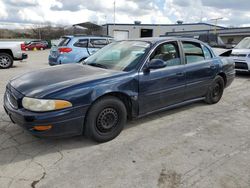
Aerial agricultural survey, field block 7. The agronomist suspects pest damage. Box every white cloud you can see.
[0,1,8,19]
[0,0,250,28]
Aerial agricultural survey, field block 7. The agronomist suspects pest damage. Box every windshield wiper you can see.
[87,63,108,69]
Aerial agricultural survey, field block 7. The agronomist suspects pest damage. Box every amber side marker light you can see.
[33,125,52,131]
[55,100,72,110]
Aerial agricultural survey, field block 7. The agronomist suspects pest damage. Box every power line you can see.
[210,17,223,34]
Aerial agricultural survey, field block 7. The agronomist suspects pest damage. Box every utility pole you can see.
[210,17,223,34]
[38,26,41,39]
[113,0,116,25]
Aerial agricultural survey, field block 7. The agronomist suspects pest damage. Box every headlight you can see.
[22,97,72,112]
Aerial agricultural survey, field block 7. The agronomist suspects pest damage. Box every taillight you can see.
[58,47,72,53]
[21,43,25,51]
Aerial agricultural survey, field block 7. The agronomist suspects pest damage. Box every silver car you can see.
[231,37,250,72]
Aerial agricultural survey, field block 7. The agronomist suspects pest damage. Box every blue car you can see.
[49,35,113,65]
[4,38,235,142]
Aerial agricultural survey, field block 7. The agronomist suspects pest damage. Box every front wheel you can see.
[84,96,127,142]
[205,75,224,104]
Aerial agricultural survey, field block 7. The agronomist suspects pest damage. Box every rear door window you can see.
[182,41,205,64]
[89,39,108,48]
[74,39,88,48]
[58,37,71,47]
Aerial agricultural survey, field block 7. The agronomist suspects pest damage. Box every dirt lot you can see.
[0,50,250,188]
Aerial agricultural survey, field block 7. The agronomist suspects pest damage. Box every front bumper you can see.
[4,92,88,137]
[233,58,250,72]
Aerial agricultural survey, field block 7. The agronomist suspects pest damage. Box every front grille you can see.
[6,92,18,109]
[231,54,247,57]
[235,62,248,70]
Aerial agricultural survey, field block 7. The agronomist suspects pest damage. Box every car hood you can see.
[232,49,250,54]
[9,64,121,98]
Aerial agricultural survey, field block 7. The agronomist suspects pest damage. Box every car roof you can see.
[126,37,204,44]
[63,35,113,39]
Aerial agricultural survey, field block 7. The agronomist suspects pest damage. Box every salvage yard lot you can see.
[0,50,250,188]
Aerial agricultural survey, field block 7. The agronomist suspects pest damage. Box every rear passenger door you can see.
[181,41,216,100]
[73,39,90,61]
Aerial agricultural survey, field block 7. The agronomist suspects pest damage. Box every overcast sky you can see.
[0,0,250,28]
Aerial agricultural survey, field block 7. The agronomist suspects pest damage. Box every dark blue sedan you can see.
[3,38,235,142]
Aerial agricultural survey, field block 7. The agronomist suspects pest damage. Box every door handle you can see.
[176,72,184,76]
[210,65,216,69]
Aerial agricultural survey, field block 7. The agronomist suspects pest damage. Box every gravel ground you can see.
[0,50,250,188]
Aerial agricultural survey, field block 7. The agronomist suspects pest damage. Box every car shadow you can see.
[0,101,204,166]
[236,72,250,78]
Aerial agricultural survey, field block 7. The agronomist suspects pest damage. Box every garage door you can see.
[113,30,129,40]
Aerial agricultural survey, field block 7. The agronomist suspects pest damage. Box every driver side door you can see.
[138,41,186,115]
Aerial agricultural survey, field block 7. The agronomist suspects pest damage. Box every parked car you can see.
[231,37,250,72]
[48,35,113,65]
[162,33,232,49]
[22,41,47,51]
[0,41,28,69]
[4,38,235,142]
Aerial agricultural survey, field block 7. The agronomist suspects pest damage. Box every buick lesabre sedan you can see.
[4,38,235,142]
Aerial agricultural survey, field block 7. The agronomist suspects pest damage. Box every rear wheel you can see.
[0,53,13,69]
[84,96,127,142]
[205,75,224,104]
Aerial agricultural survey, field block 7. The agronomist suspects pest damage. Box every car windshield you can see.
[84,41,150,71]
[235,38,250,49]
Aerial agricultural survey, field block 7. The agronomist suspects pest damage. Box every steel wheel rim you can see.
[96,107,119,133]
[0,56,11,68]
[212,83,221,99]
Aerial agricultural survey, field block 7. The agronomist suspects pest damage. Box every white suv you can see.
[231,37,250,72]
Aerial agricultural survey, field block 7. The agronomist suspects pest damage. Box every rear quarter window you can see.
[202,45,213,59]
[58,37,71,47]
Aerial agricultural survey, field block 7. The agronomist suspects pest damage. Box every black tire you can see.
[205,75,224,104]
[84,96,127,142]
[0,53,13,69]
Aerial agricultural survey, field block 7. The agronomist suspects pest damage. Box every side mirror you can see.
[147,59,166,70]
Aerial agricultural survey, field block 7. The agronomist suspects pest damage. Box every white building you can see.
[73,22,250,45]
[102,23,224,40]
[73,22,224,40]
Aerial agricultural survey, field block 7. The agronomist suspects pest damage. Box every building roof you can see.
[73,22,226,29]
[165,26,250,36]
[103,22,225,29]
[73,22,103,30]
